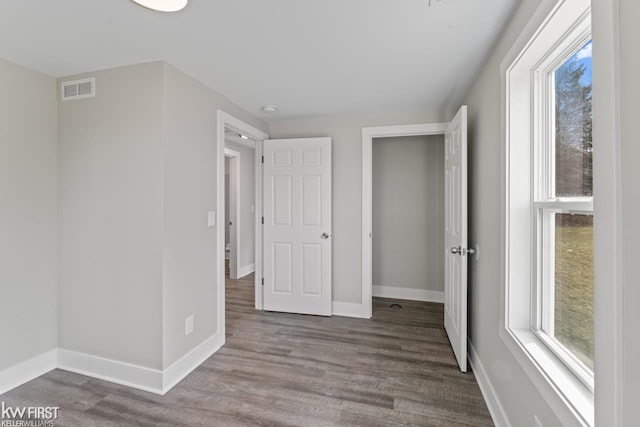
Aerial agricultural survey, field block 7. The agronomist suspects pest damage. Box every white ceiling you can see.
[0,0,519,120]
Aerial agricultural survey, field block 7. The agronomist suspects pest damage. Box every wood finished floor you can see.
[1,273,493,426]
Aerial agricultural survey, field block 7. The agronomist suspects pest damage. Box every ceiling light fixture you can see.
[261,105,278,114]
[130,0,188,12]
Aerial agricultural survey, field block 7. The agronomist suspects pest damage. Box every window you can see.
[535,39,594,386]
[502,0,594,425]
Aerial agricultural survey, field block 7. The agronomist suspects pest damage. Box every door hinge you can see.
[261,278,264,286]
[261,155,264,163]
[261,216,264,224]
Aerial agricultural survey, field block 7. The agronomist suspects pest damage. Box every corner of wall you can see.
[0,58,58,378]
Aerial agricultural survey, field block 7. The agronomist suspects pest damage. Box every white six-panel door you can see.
[263,137,332,316]
[444,106,468,372]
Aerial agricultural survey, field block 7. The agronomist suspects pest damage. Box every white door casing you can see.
[216,110,269,346]
[263,137,332,316]
[361,122,449,319]
[444,105,468,372]
[224,148,240,279]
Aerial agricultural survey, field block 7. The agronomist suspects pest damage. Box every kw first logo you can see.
[1,402,59,427]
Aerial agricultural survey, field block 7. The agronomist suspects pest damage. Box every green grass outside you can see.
[554,225,594,370]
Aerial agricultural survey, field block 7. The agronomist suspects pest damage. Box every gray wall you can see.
[161,63,217,368]
[619,0,640,423]
[269,111,447,304]
[372,135,444,292]
[58,62,165,369]
[225,140,255,273]
[160,63,266,369]
[57,61,267,371]
[0,59,58,370]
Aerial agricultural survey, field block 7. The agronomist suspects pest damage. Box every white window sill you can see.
[500,325,594,426]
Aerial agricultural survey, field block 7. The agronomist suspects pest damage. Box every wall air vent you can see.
[61,77,95,101]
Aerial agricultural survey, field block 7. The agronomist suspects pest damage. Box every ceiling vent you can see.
[61,77,95,101]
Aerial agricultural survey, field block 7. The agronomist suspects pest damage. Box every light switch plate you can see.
[185,315,194,335]
[208,211,215,227]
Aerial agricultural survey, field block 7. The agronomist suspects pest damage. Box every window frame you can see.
[532,30,594,390]
[500,0,594,425]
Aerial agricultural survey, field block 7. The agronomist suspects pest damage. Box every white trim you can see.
[468,342,511,427]
[217,110,269,337]
[499,328,592,426]
[0,350,57,395]
[3,334,222,396]
[237,263,255,279]
[57,332,222,396]
[372,286,444,303]
[254,139,264,310]
[331,301,364,318]
[161,332,222,393]
[361,131,373,319]
[224,147,241,280]
[57,349,164,394]
[361,122,449,319]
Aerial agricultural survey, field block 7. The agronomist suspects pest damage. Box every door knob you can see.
[321,233,330,239]
[450,246,476,256]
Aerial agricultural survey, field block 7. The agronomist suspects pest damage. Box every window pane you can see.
[555,40,592,197]
[553,213,594,370]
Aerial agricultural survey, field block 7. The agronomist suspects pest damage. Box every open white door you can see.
[444,105,468,372]
[263,137,332,316]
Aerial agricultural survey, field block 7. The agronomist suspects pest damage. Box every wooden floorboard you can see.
[1,274,493,426]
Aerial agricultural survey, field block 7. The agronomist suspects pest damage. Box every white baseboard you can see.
[468,341,511,427]
[57,348,164,394]
[237,263,255,279]
[373,285,444,303]
[57,332,222,396]
[162,332,221,393]
[0,349,57,395]
[332,301,364,318]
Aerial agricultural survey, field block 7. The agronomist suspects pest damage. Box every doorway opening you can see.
[371,134,446,305]
[224,148,239,279]
[216,111,269,347]
[223,131,260,282]
[362,122,449,319]
[362,107,469,372]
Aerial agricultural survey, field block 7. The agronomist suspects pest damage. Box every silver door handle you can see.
[451,246,476,256]
[321,233,330,239]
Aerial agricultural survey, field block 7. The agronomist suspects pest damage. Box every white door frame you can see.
[361,122,449,318]
[224,147,241,279]
[216,110,269,345]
